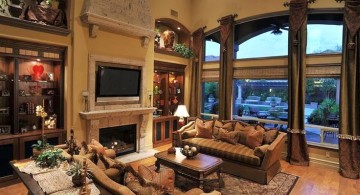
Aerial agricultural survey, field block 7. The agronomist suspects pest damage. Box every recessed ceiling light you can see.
[36,59,41,61]
[177,27,181,30]
[157,20,161,23]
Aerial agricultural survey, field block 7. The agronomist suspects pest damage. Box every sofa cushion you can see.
[234,122,255,145]
[245,127,264,149]
[182,138,261,166]
[195,119,214,139]
[213,120,233,139]
[218,128,239,145]
[138,165,175,194]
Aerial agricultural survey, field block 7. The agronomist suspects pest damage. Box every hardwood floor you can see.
[0,144,359,195]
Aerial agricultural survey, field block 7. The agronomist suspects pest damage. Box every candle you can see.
[82,91,89,97]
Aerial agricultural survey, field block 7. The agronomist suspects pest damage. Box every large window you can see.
[204,32,220,62]
[201,82,219,119]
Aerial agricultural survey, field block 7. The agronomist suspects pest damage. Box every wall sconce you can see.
[82,91,89,112]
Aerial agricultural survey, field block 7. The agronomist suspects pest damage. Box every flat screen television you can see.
[96,66,141,100]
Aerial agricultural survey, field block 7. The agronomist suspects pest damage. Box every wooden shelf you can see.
[0,129,65,141]
[0,15,70,36]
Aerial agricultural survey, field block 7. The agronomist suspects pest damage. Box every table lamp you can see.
[167,105,189,154]
[174,105,190,126]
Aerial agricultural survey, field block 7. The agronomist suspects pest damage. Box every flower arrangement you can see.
[36,105,47,118]
[35,104,48,150]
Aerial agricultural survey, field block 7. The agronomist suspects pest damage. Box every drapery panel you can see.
[339,0,360,179]
[218,14,235,120]
[189,27,205,117]
[287,0,310,166]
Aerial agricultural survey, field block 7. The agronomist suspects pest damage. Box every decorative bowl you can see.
[180,145,199,159]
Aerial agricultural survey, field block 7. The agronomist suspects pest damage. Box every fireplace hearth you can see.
[99,124,136,156]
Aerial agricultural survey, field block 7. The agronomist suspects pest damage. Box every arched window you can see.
[236,30,288,59]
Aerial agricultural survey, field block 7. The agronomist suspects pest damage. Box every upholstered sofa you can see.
[64,141,220,194]
[175,119,286,184]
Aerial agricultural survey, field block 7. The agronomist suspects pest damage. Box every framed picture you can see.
[0,125,11,134]
[1,90,10,96]
[0,74,7,81]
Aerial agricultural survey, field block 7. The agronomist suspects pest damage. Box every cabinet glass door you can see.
[0,56,14,135]
[17,58,62,134]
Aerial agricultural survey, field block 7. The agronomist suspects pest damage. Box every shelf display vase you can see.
[172,96,178,105]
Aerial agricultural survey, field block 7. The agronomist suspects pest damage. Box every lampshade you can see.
[174,105,189,118]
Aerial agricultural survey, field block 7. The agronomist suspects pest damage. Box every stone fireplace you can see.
[79,0,156,153]
[79,54,155,153]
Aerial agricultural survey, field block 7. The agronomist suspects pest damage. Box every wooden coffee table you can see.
[154,148,224,190]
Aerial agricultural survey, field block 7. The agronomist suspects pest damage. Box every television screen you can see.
[96,66,141,97]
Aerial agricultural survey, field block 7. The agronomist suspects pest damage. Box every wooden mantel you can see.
[79,107,156,120]
[79,107,156,150]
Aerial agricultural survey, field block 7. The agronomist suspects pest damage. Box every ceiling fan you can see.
[270,23,289,35]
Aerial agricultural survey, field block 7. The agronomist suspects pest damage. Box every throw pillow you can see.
[234,122,254,145]
[138,165,175,194]
[182,129,197,139]
[256,125,279,145]
[264,129,279,144]
[218,128,239,145]
[89,139,106,155]
[212,120,234,139]
[245,127,264,149]
[254,144,270,158]
[195,118,214,139]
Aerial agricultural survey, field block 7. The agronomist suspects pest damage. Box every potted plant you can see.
[35,148,65,168]
[238,104,244,116]
[173,43,194,59]
[66,162,92,187]
[32,139,51,157]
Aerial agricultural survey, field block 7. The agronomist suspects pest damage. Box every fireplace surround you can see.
[79,54,155,153]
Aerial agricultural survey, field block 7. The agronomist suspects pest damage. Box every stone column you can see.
[235,83,242,105]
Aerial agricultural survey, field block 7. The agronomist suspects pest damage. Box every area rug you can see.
[175,171,299,195]
[115,149,159,164]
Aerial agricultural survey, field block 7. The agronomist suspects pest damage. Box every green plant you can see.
[173,43,194,58]
[238,104,244,115]
[66,162,91,177]
[307,98,339,126]
[32,139,51,151]
[45,0,63,5]
[35,148,65,168]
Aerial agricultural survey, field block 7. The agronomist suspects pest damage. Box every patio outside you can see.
[202,78,339,147]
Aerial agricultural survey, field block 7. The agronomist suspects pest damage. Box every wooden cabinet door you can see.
[153,116,177,147]
[0,138,19,182]
[19,132,64,159]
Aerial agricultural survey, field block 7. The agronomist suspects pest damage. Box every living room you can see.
[0,0,359,194]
